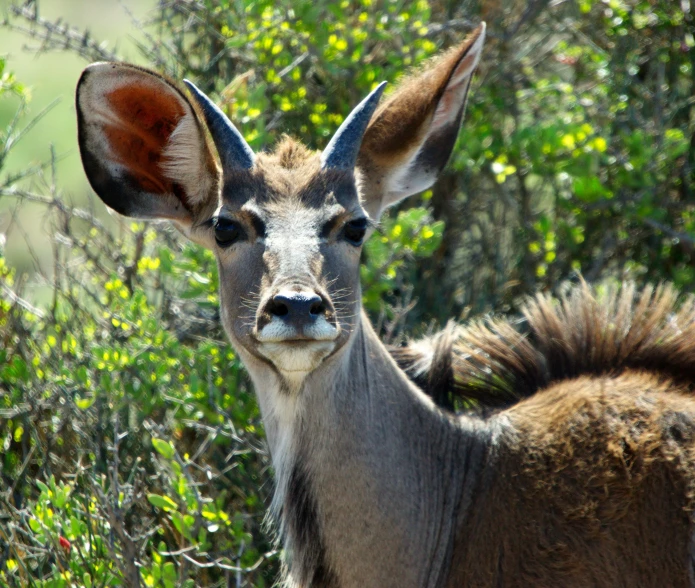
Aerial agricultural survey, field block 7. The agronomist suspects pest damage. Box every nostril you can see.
[310,299,325,316]
[268,298,289,317]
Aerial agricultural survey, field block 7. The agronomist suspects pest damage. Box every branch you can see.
[5,4,118,62]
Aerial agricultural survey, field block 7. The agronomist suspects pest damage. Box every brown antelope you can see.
[76,23,695,588]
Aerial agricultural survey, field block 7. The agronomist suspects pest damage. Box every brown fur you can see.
[448,372,695,587]
[356,24,485,219]
[391,282,695,587]
[360,26,484,164]
[103,83,186,194]
[262,135,317,170]
[220,137,362,212]
[392,281,695,409]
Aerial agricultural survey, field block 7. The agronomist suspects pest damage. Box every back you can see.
[447,373,695,587]
[391,283,695,586]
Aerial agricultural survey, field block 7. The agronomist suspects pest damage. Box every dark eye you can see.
[214,217,244,247]
[343,218,368,246]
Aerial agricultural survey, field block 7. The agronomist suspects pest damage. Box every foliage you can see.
[0,217,275,586]
[140,0,439,150]
[1,0,694,585]
[418,0,695,318]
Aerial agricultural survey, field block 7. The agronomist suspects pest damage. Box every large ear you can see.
[357,23,485,219]
[76,63,220,227]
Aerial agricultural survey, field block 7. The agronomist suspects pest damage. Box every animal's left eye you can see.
[214,217,244,247]
[343,218,368,246]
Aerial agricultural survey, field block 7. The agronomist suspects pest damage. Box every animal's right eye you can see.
[214,218,245,247]
[343,218,368,246]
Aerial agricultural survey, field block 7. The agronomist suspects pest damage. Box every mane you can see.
[389,282,695,412]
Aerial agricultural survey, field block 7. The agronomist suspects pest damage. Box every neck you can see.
[243,312,490,588]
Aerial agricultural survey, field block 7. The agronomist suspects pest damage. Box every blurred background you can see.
[0,0,693,586]
[0,0,154,273]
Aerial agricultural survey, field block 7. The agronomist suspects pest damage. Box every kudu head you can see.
[76,25,485,389]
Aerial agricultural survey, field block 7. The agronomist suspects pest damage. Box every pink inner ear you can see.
[103,84,185,195]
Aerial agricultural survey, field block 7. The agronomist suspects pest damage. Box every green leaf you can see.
[147,494,177,511]
[75,396,95,410]
[162,562,177,588]
[152,438,175,459]
[171,511,186,536]
[152,562,161,582]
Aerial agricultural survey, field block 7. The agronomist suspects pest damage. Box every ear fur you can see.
[357,23,486,219]
[76,63,219,225]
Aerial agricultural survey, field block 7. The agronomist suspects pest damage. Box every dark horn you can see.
[321,81,387,170]
[183,79,255,170]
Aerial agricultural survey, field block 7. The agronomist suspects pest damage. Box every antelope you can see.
[76,22,695,587]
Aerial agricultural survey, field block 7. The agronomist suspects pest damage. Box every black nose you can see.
[267,291,326,320]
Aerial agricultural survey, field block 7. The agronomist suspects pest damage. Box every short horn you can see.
[321,81,387,170]
[183,79,254,170]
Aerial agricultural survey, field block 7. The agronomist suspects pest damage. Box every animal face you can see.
[209,153,367,376]
[76,25,486,386]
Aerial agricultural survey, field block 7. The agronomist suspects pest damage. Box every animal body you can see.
[76,22,695,588]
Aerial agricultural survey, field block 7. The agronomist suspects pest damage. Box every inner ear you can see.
[103,80,186,195]
[77,63,219,222]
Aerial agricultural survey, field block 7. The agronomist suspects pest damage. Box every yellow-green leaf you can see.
[147,494,177,511]
[152,438,175,459]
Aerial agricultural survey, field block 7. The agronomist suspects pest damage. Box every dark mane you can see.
[390,282,695,411]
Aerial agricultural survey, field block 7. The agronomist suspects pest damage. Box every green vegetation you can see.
[1,0,693,585]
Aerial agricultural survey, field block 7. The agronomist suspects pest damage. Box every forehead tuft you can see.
[221,136,359,210]
[260,135,318,170]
